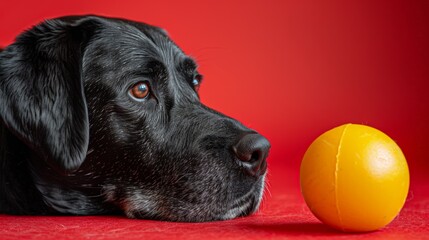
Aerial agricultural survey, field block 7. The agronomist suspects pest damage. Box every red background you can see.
[1,1,428,239]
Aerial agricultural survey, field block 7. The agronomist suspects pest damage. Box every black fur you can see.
[0,15,270,221]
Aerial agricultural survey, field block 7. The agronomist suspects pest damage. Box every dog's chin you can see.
[121,175,266,222]
[217,174,266,221]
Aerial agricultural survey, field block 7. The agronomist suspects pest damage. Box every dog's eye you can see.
[130,82,150,100]
[192,78,200,92]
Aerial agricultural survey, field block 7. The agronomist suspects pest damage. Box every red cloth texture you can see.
[1,180,428,240]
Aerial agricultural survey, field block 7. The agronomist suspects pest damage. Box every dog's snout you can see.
[233,133,270,177]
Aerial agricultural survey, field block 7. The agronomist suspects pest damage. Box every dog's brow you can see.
[182,58,198,71]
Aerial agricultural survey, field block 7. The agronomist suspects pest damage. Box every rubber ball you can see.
[300,124,409,232]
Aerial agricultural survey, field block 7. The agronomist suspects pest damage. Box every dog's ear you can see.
[0,16,102,171]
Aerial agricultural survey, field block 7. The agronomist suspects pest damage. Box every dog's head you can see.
[0,16,270,221]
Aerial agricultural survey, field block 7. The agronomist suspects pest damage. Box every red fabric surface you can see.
[1,0,429,239]
[1,181,428,240]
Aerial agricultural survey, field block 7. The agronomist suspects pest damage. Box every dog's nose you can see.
[233,133,270,177]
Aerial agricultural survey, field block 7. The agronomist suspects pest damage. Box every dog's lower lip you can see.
[216,188,261,221]
[238,198,257,217]
[259,160,268,175]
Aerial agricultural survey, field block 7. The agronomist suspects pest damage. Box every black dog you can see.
[0,15,270,222]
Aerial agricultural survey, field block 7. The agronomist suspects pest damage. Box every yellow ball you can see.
[300,124,409,232]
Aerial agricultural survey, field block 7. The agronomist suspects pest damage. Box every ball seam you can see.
[334,123,350,231]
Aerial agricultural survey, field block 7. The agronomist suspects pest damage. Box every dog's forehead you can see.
[83,19,199,101]
[100,19,188,65]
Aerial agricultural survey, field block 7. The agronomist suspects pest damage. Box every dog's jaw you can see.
[103,185,161,219]
[34,183,108,215]
[102,174,266,222]
[219,174,266,221]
